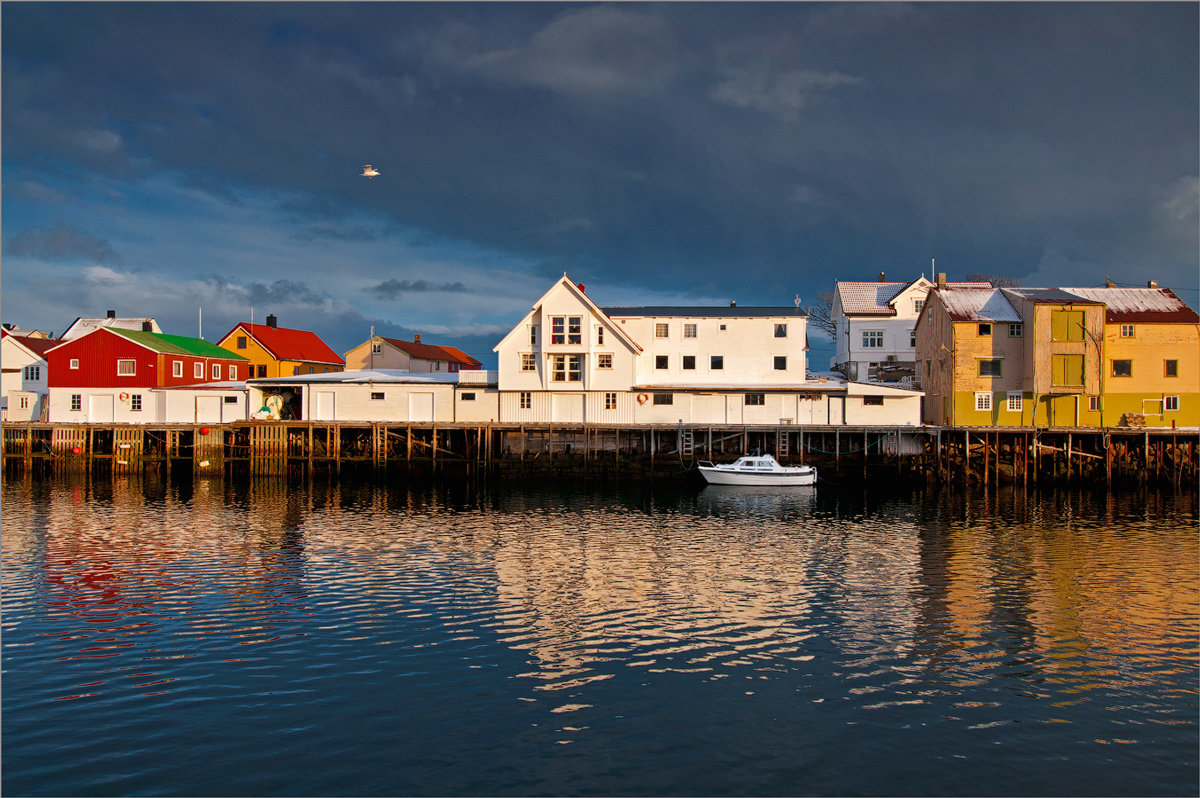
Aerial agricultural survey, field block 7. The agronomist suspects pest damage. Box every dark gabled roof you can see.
[2,330,59,357]
[602,306,805,318]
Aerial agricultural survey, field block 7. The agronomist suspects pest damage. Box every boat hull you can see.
[698,466,816,486]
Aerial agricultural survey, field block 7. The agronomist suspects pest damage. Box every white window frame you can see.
[914,299,925,313]
[117,359,136,376]
[596,326,605,345]
[70,394,82,411]
[521,353,536,371]
[863,330,884,348]
[1006,391,1023,412]
[683,323,697,339]
[604,392,617,410]
[551,354,582,382]
[1120,324,1135,338]
[212,364,221,380]
[519,391,531,410]
[530,325,538,346]
[371,343,382,355]
[195,362,204,379]
[23,365,41,381]
[70,358,80,370]
[975,391,992,412]
[567,316,582,345]
[130,394,142,412]
[655,323,669,339]
[597,353,613,369]
[1089,396,1101,412]
[173,361,183,378]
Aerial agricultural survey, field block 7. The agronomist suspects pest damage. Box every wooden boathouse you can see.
[2,421,1197,488]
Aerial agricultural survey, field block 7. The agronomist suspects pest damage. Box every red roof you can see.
[223,323,344,365]
[381,336,482,368]
[1,330,59,357]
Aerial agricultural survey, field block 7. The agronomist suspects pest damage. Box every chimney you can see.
[142,321,153,332]
[414,333,422,344]
[1105,277,1116,288]
[936,272,946,290]
[107,309,116,318]
[1147,280,1158,289]
[730,300,737,307]
[266,314,277,328]
[577,283,586,293]
[878,272,886,283]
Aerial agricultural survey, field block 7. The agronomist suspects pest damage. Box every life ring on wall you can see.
[636,393,649,404]
[119,392,130,402]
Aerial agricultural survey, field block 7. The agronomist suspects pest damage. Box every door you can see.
[315,391,336,420]
[89,394,115,423]
[694,394,724,424]
[551,393,585,423]
[195,395,221,422]
[409,392,435,422]
[725,395,743,424]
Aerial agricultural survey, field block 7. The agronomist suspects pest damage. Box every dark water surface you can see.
[2,475,1196,796]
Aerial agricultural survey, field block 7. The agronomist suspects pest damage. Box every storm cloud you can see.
[5,222,119,263]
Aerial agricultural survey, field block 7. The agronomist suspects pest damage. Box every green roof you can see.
[108,328,249,360]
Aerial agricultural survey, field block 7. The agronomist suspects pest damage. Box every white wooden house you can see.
[1,330,56,421]
[831,274,990,381]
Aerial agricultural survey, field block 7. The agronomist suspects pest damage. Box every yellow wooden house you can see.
[216,315,344,379]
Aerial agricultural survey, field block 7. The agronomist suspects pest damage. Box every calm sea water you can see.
[2,474,1196,797]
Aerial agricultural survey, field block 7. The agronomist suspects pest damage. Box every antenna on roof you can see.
[198,306,203,340]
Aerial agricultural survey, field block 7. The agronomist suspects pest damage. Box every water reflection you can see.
[2,476,1196,796]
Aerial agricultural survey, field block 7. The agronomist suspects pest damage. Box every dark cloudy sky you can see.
[4,2,1196,368]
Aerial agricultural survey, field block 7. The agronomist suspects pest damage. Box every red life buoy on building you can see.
[637,393,649,404]
[119,392,130,402]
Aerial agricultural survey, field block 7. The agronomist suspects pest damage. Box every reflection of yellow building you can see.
[918,280,1198,427]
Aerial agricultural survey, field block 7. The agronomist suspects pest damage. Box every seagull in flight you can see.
[361,164,380,179]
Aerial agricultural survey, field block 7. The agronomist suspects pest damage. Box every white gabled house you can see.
[1,330,56,421]
[831,274,990,382]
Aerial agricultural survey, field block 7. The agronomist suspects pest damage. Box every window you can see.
[195,363,204,379]
[1120,324,1135,338]
[979,359,1002,377]
[567,316,582,345]
[117,359,136,376]
[1053,354,1085,386]
[978,323,992,337]
[655,323,669,338]
[257,365,267,378]
[652,393,673,405]
[1008,323,1023,337]
[1112,359,1132,377]
[237,336,247,349]
[521,353,536,371]
[745,393,765,406]
[19,396,29,409]
[774,323,787,338]
[682,355,695,370]
[293,366,301,376]
[1165,396,1180,412]
[130,394,142,412]
[910,330,917,347]
[371,343,382,355]
[70,394,82,411]
[683,323,697,338]
[604,392,617,410]
[863,330,883,348]
[914,299,925,313]
[597,353,612,369]
[719,324,727,331]
[551,316,565,344]
[774,356,787,371]
[308,367,314,374]
[1052,310,1085,342]
[22,365,41,381]
[863,396,884,406]
[461,392,476,401]
[1089,396,1100,412]
[173,361,183,378]
[975,392,992,412]
[370,392,385,400]
[530,326,538,346]
[1165,360,1178,377]
[596,327,605,345]
[213,364,222,380]
[656,355,669,370]
[224,396,238,404]
[70,358,80,370]
[551,354,582,382]
[519,391,532,409]
[1007,392,1023,412]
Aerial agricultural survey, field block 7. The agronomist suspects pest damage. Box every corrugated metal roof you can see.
[938,289,1022,322]
[1061,287,1199,323]
[602,306,804,318]
[837,280,990,315]
[62,317,161,340]
[109,328,249,359]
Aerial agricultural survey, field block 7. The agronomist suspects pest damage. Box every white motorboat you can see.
[697,453,817,486]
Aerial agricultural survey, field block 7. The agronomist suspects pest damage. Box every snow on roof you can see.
[836,280,990,315]
[62,316,161,339]
[938,288,1022,323]
[1061,287,1199,324]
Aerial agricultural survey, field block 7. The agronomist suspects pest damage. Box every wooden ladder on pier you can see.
[680,428,695,458]
[776,428,790,457]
